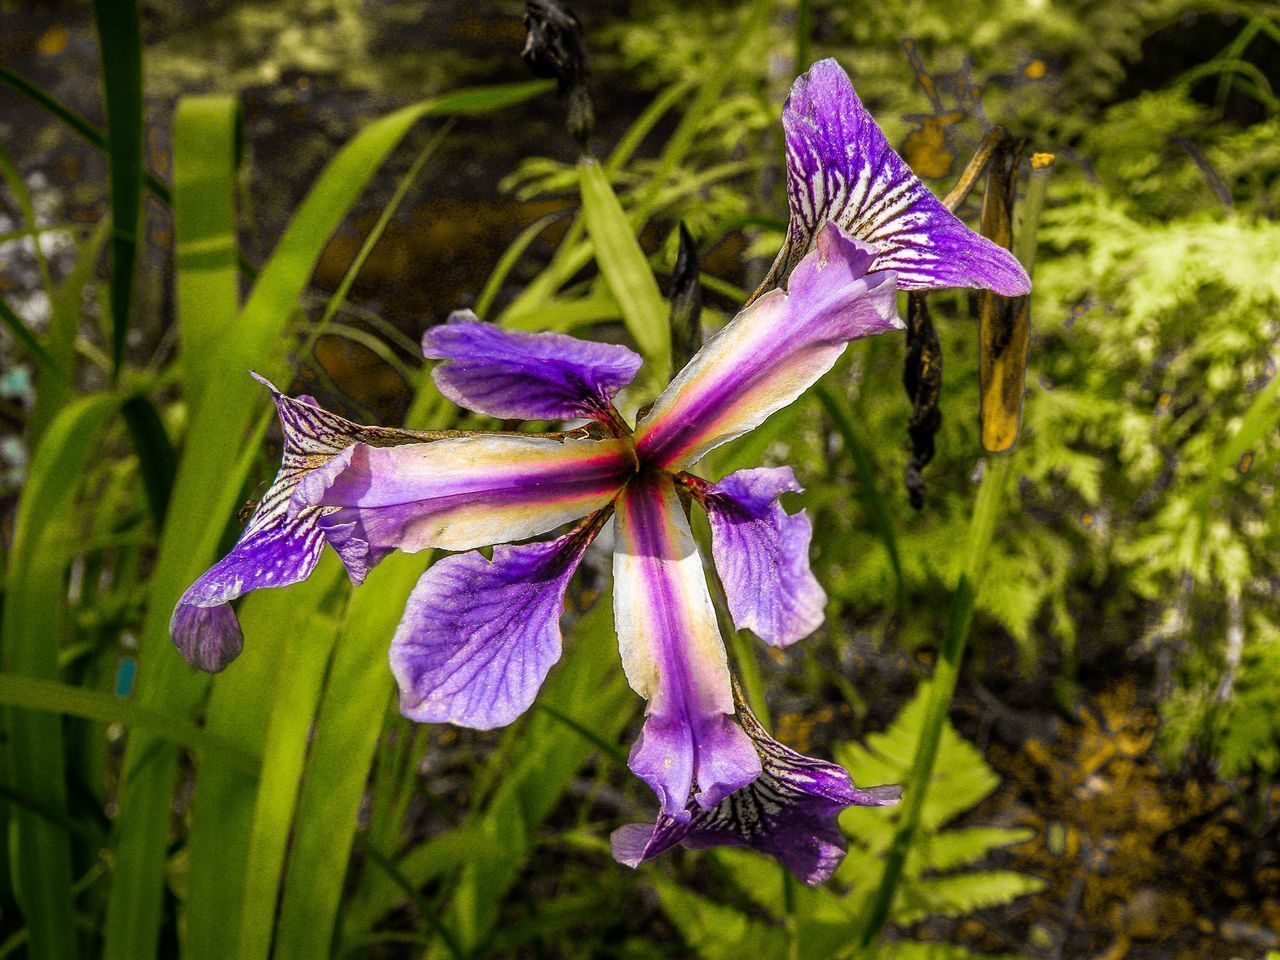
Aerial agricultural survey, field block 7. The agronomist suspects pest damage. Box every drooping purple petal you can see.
[612,472,762,819]
[635,221,901,471]
[171,376,432,671]
[391,510,607,730]
[612,685,901,885]
[699,467,826,647]
[423,310,642,423]
[764,58,1030,296]
[295,434,632,565]
[170,602,244,674]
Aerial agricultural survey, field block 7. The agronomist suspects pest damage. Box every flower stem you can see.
[852,452,1012,950]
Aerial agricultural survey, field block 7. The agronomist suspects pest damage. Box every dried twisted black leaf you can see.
[521,0,593,149]
[668,222,703,371]
[903,291,942,510]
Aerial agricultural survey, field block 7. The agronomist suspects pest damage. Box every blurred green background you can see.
[1,0,1279,957]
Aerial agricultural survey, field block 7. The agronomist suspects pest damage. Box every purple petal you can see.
[767,58,1030,296]
[170,376,429,671]
[295,434,631,561]
[635,222,901,470]
[391,511,606,730]
[170,601,243,674]
[612,686,901,885]
[701,467,826,647]
[613,472,762,819]
[423,310,642,422]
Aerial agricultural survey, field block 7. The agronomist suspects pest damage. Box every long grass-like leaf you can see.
[473,211,565,319]
[0,674,257,775]
[272,551,427,960]
[183,558,343,959]
[0,64,171,204]
[121,394,177,529]
[104,81,551,960]
[233,563,347,960]
[92,0,145,377]
[173,95,241,409]
[298,124,449,360]
[2,393,120,960]
[578,157,671,394]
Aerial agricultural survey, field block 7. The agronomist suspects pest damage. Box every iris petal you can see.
[612,685,900,885]
[423,310,642,423]
[765,58,1030,296]
[170,376,429,671]
[391,510,607,730]
[701,467,826,648]
[612,472,761,819]
[634,222,900,471]
[295,433,632,559]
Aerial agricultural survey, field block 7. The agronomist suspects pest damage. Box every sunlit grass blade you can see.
[233,564,347,960]
[92,0,145,377]
[271,551,427,960]
[502,290,621,333]
[105,82,551,960]
[628,0,771,224]
[183,558,344,960]
[0,675,257,775]
[173,95,241,409]
[298,123,450,359]
[2,392,120,960]
[579,157,671,394]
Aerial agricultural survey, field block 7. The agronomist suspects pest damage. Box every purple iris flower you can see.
[290,224,898,826]
[173,58,1030,881]
[761,58,1031,298]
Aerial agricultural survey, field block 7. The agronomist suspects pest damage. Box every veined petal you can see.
[612,685,900,886]
[423,310,642,422]
[171,376,431,672]
[699,467,825,648]
[391,510,608,730]
[765,58,1030,296]
[634,222,900,471]
[613,472,761,819]
[295,433,632,559]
